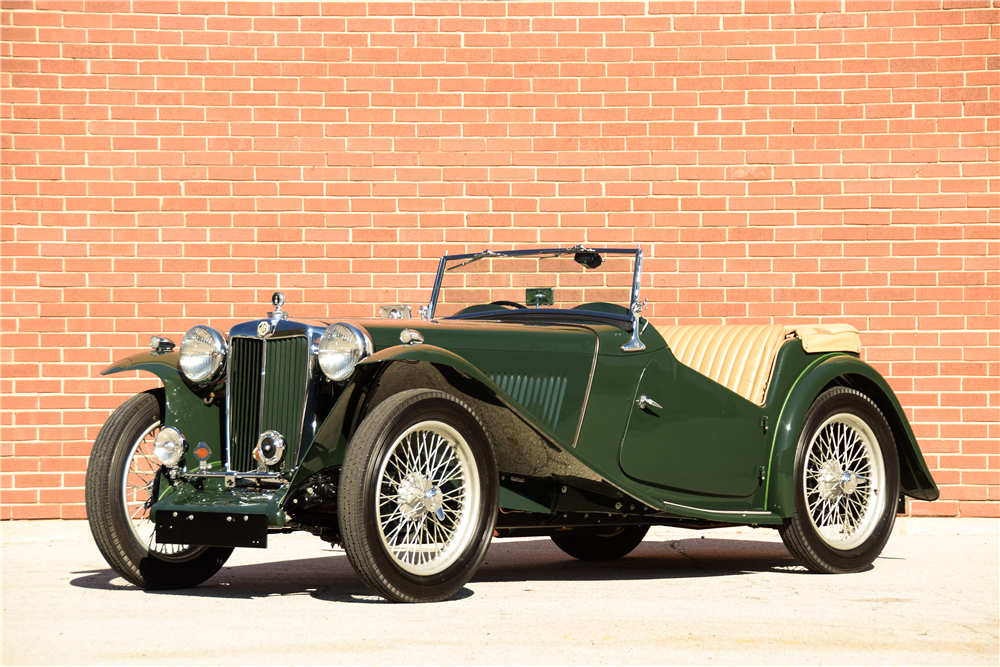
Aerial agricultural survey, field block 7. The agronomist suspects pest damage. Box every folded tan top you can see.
[785,324,861,354]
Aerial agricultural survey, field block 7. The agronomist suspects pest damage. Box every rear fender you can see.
[765,355,940,517]
[101,351,225,471]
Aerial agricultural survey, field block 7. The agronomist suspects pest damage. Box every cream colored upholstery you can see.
[787,324,861,354]
[654,323,861,406]
[655,325,788,406]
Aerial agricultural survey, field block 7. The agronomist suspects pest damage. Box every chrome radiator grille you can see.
[228,335,309,473]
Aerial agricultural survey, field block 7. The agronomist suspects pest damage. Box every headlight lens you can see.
[317,323,372,381]
[153,427,187,468]
[179,326,227,383]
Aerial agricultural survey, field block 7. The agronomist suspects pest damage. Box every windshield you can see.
[428,247,642,320]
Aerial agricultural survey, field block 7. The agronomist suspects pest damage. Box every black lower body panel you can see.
[156,510,268,548]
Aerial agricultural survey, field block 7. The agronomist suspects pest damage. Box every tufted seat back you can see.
[654,324,789,406]
[654,323,862,406]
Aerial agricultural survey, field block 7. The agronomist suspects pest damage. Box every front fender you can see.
[287,344,580,497]
[288,345,508,491]
[766,355,940,517]
[360,344,504,394]
[102,351,225,471]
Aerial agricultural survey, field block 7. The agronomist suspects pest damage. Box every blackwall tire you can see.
[779,387,900,574]
[551,525,649,561]
[338,389,499,603]
[85,390,233,589]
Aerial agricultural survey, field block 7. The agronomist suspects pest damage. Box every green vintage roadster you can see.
[86,246,939,602]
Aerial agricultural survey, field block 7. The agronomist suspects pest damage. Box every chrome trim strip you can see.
[224,340,234,472]
[629,245,643,311]
[185,470,287,480]
[571,328,601,449]
[256,335,268,444]
[621,246,646,352]
[660,500,772,516]
[293,335,313,465]
[427,256,448,319]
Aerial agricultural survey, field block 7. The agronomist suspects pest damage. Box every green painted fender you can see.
[358,343,566,447]
[360,343,503,387]
[765,355,940,517]
[101,351,225,471]
[288,344,559,493]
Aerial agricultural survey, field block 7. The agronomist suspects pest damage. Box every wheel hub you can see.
[817,460,844,501]
[397,472,444,521]
[817,461,863,502]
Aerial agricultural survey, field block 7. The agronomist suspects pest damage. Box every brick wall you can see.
[2,1,997,520]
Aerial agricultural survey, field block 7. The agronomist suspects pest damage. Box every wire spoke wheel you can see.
[376,421,480,575]
[120,421,205,561]
[86,390,233,589]
[803,414,885,550]
[339,389,498,603]
[779,387,900,574]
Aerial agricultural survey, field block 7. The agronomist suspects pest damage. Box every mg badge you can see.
[257,321,271,337]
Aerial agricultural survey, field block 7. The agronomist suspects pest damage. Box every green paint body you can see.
[101,350,225,474]
[102,315,938,530]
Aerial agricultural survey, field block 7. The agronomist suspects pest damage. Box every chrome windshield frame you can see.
[426,246,643,320]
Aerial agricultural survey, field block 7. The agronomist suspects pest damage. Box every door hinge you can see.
[760,416,769,434]
[758,466,766,484]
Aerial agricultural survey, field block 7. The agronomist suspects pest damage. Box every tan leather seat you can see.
[654,323,861,406]
[655,325,788,406]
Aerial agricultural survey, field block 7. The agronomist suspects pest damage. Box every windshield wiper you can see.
[446,249,509,271]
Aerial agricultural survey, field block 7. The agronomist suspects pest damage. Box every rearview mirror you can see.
[574,251,602,269]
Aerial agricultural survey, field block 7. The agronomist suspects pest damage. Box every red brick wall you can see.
[2,1,998,520]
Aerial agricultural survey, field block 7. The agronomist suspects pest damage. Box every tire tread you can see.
[338,389,497,602]
[85,390,232,589]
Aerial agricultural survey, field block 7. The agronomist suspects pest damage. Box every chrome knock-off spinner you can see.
[397,472,446,522]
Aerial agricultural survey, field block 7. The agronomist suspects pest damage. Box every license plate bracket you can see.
[155,511,268,549]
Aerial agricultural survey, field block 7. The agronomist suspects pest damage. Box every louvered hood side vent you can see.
[489,373,568,431]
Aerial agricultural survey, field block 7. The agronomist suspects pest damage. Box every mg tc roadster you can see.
[86,246,939,602]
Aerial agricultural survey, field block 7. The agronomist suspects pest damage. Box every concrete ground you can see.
[1,518,997,666]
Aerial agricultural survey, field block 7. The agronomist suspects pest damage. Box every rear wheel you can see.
[338,389,499,602]
[85,390,232,589]
[779,387,900,573]
[551,525,649,561]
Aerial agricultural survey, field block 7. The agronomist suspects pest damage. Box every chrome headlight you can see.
[317,323,372,381]
[179,326,227,383]
[153,427,187,468]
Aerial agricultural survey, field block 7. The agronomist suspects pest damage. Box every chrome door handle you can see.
[637,395,662,410]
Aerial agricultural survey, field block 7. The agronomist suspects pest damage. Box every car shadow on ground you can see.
[476,536,804,584]
[68,536,804,603]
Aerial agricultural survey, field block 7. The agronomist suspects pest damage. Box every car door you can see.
[618,348,765,498]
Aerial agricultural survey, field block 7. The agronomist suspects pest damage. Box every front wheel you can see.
[85,390,233,589]
[551,525,649,561]
[779,387,900,573]
[338,389,499,602]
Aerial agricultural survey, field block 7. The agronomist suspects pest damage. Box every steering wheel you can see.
[489,300,526,309]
